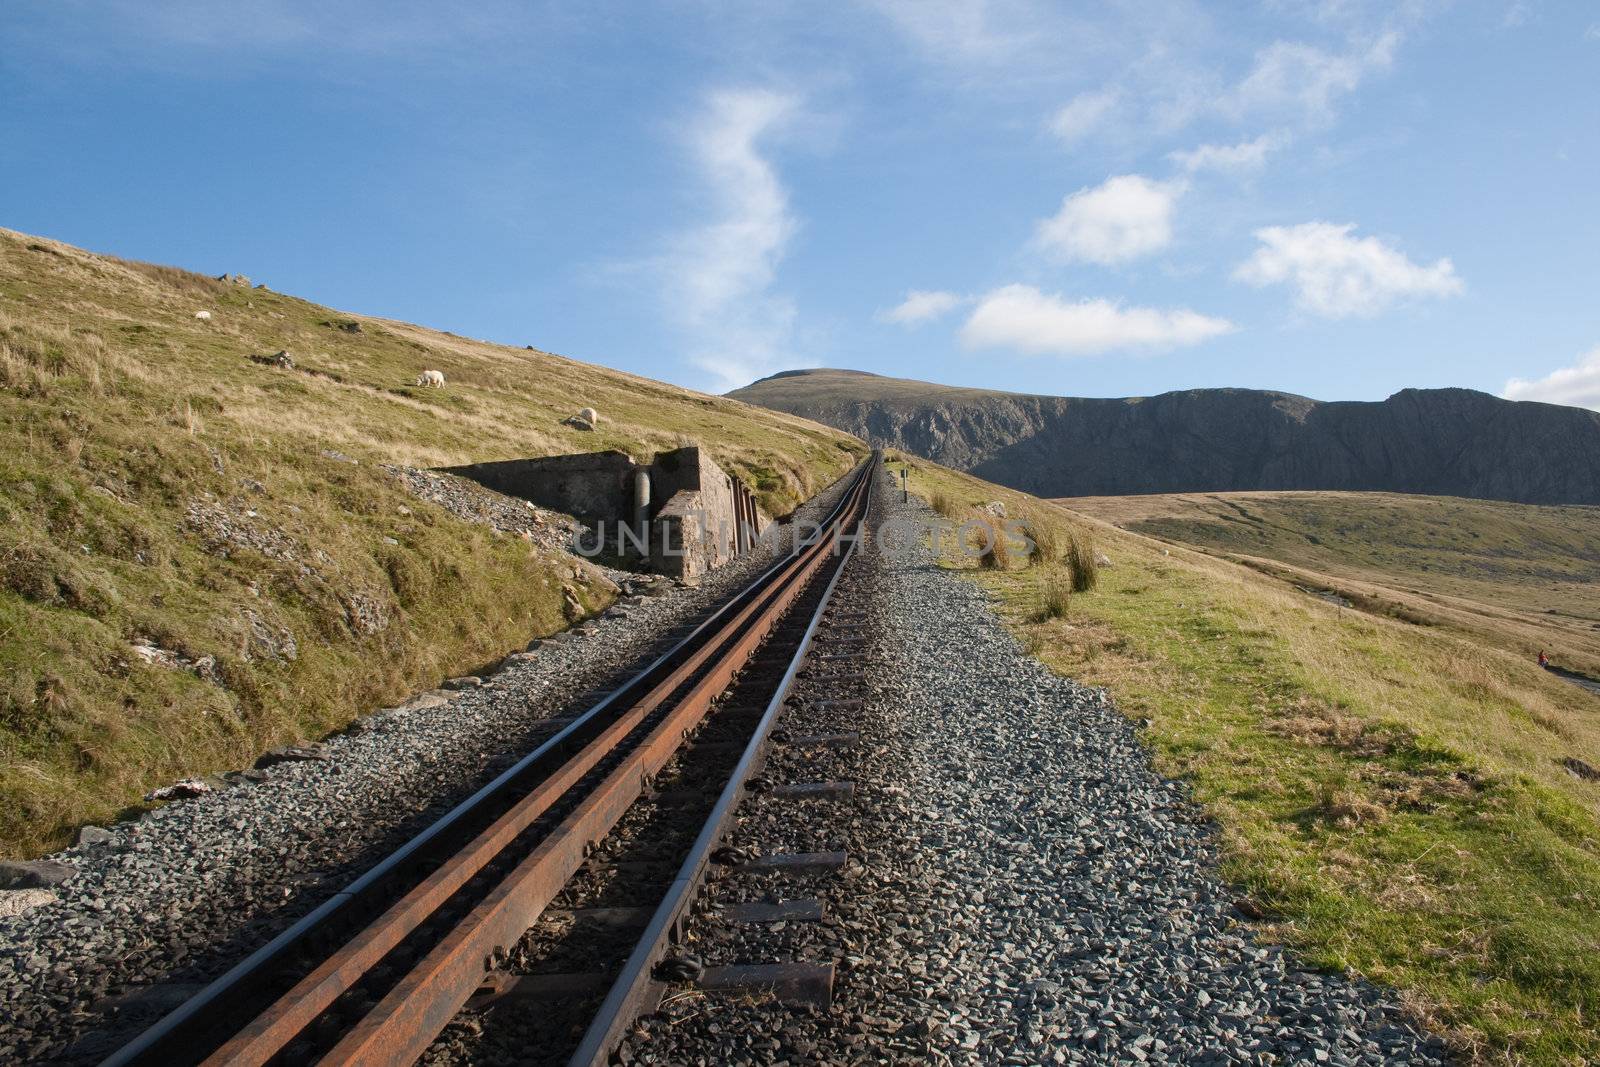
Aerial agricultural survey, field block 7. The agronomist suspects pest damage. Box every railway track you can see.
[102,452,879,1067]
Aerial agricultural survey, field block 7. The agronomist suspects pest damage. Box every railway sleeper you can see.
[467,961,833,1011]
[771,780,855,801]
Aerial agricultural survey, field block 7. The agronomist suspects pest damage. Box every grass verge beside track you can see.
[887,453,1600,1066]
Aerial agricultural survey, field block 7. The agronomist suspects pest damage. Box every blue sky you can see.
[3,1,1598,406]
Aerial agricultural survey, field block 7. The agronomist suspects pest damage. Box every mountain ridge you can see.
[729,368,1600,505]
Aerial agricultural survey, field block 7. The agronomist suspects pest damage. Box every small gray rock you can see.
[144,778,211,803]
[0,859,76,889]
[255,745,326,770]
[0,888,57,919]
[1563,757,1600,781]
[75,826,115,848]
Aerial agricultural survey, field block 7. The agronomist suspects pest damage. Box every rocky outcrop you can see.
[728,369,1600,505]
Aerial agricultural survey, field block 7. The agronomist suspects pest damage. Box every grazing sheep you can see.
[194,310,212,321]
[415,369,446,388]
[563,407,599,431]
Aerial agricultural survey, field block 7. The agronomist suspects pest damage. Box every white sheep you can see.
[578,406,599,426]
[415,369,446,388]
[194,310,212,321]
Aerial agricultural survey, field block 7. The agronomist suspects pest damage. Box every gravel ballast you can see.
[0,471,857,1064]
[620,480,1449,1065]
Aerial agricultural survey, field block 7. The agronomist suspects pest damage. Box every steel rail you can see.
[101,454,875,1067]
[322,476,870,1064]
[241,465,873,1065]
[568,464,872,1066]
[208,474,865,1064]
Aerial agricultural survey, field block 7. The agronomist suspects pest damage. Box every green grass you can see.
[0,228,866,857]
[1065,490,1600,678]
[901,460,1600,1065]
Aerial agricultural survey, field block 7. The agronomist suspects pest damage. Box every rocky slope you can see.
[729,368,1600,504]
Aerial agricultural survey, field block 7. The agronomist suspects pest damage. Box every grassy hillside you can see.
[0,227,865,857]
[1066,491,1600,679]
[890,455,1600,1065]
[734,366,1018,405]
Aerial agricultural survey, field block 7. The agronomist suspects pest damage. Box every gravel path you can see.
[621,481,1449,1066]
[0,471,856,1064]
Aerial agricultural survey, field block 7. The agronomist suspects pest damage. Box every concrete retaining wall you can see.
[442,446,770,579]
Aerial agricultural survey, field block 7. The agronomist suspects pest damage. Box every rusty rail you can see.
[101,453,876,1067]
[568,466,871,1065]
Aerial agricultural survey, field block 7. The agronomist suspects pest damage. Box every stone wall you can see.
[441,446,769,579]
[646,447,770,579]
[440,451,636,523]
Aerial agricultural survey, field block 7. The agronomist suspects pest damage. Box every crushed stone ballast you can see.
[609,471,1450,1067]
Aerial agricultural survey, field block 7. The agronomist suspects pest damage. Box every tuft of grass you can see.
[1030,569,1071,622]
[1024,513,1060,566]
[930,490,963,519]
[1065,531,1099,592]
[973,514,1013,570]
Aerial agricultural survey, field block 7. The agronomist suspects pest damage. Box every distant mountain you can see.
[729,369,1600,505]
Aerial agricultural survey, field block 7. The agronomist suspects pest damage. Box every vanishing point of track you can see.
[102,452,879,1067]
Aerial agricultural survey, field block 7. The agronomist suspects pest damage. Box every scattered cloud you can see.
[1048,88,1119,144]
[1234,221,1462,317]
[1501,3,1532,29]
[1587,22,1600,41]
[879,289,965,325]
[1169,133,1281,174]
[1035,174,1184,265]
[1503,347,1600,411]
[959,284,1235,356]
[1221,33,1398,123]
[663,87,805,391]
[859,0,1045,66]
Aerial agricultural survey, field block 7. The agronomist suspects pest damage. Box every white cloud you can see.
[1234,222,1462,317]
[1035,174,1184,265]
[959,284,1235,356]
[1223,33,1398,123]
[860,0,1044,65]
[879,290,965,325]
[1049,89,1119,144]
[1503,347,1600,411]
[676,89,797,317]
[1169,133,1280,173]
[663,88,804,391]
